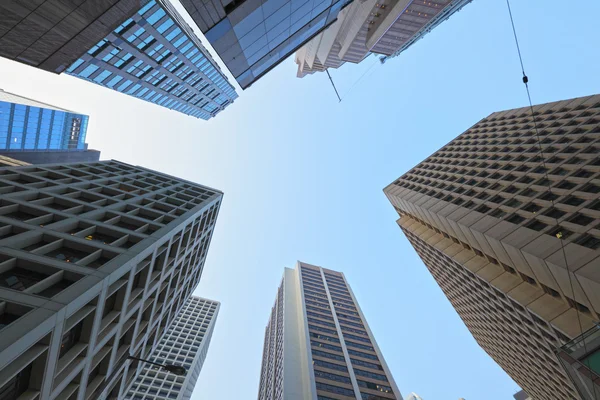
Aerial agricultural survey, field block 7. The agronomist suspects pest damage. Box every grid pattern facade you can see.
[66,0,237,120]
[384,94,600,399]
[126,296,219,400]
[0,160,222,400]
[0,0,138,73]
[183,0,352,88]
[0,90,89,151]
[258,262,401,400]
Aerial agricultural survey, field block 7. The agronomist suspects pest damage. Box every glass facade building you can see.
[0,89,89,152]
[65,0,238,120]
[181,0,352,88]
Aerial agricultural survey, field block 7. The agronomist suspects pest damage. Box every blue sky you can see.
[1,0,599,398]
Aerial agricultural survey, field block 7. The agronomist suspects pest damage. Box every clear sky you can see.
[1,0,599,398]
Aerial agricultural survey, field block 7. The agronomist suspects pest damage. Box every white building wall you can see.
[125,297,219,400]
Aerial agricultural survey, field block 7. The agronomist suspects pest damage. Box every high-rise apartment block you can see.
[181,0,353,88]
[295,0,471,77]
[0,1,238,120]
[258,261,401,400]
[0,160,222,400]
[65,0,238,120]
[126,296,220,400]
[384,94,600,399]
[0,89,100,163]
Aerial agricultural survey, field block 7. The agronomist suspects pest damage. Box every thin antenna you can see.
[326,70,342,102]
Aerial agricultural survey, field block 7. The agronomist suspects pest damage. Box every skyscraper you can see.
[65,0,238,120]
[0,160,222,400]
[0,1,138,73]
[384,94,600,399]
[126,296,220,400]
[0,89,99,163]
[0,1,238,120]
[295,0,472,77]
[180,0,353,89]
[258,261,401,400]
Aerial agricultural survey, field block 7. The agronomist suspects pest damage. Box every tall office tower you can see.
[0,1,237,120]
[0,1,138,73]
[0,89,100,164]
[295,0,471,77]
[405,393,424,400]
[126,296,220,400]
[65,0,238,120]
[257,261,401,400]
[0,160,222,400]
[384,94,600,399]
[180,0,353,89]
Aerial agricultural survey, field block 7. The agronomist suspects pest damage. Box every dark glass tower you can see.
[181,0,352,88]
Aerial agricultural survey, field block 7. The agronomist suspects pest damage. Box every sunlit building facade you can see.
[258,261,401,400]
[126,296,220,400]
[385,94,600,399]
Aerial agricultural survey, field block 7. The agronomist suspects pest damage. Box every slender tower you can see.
[126,296,220,400]
[258,261,401,400]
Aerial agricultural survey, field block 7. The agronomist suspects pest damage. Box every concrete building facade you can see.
[384,94,600,399]
[257,261,401,400]
[0,0,139,74]
[125,296,219,400]
[295,0,472,77]
[65,0,237,120]
[180,0,353,88]
[0,160,222,400]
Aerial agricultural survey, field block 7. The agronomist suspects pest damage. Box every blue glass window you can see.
[139,0,156,15]
[106,75,123,88]
[79,65,99,78]
[115,18,135,34]
[102,48,120,62]
[127,84,142,94]
[157,19,174,34]
[165,27,182,41]
[117,79,133,91]
[93,70,112,83]
[147,8,166,24]
[114,53,133,69]
[173,36,187,48]
[67,59,85,73]
[87,39,108,56]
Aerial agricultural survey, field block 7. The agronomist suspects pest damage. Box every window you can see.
[0,363,32,399]
[568,213,593,226]
[316,382,355,397]
[575,234,600,250]
[541,284,561,298]
[519,273,536,286]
